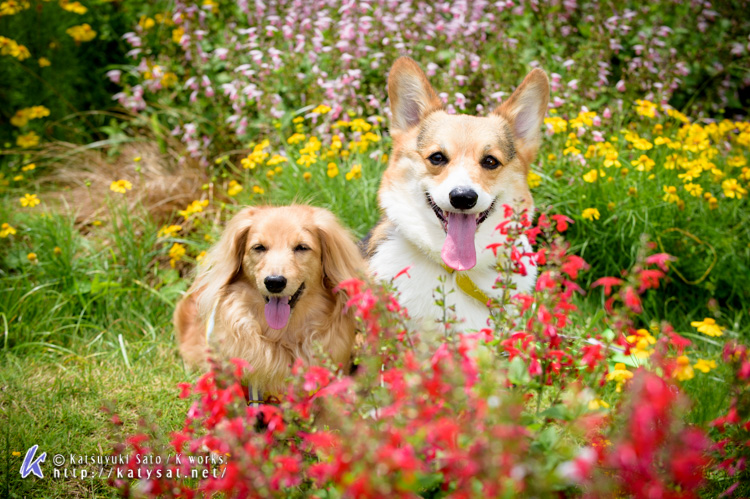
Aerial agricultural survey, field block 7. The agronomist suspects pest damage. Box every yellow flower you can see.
[252,185,264,195]
[312,104,331,114]
[16,131,40,148]
[21,163,35,171]
[0,36,31,60]
[690,317,724,337]
[157,224,182,238]
[13,175,22,181]
[161,72,178,88]
[673,355,695,381]
[606,363,634,392]
[19,193,40,207]
[196,250,207,263]
[635,99,658,118]
[109,179,133,194]
[544,116,567,134]
[266,154,287,166]
[684,183,703,197]
[27,252,37,264]
[631,155,655,172]
[583,169,599,183]
[603,151,621,168]
[303,171,312,181]
[11,450,21,457]
[664,106,690,124]
[662,185,680,204]
[227,180,243,196]
[0,0,30,16]
[297,153,317,167]
[694,359,717,373]
[287,133,306,145]
[327,162,339,178]
[38,56,51,67]
[0,223,17,237]
[66,24,97,43]
[168,243,186,268]
[172,27,185,43]
[727,156,747,168]
[722,178,747,199]
[349,118,372,132]
[60,0,87,14]
[527,171,541,189]
[138,15,155,29]
[626,329,657,359]
[133,156,142,162]
[588,398,610,411]
[292,116,304,124]
[178,199,209,218]
[54,246,62,255]
[11,106,50,127]
[581,208,600,221]
[345,164,362,181]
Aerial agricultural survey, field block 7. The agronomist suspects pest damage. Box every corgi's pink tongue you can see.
[265,296,291,330]
[441,212,477,271]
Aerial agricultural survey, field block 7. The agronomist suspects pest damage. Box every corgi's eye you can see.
[252,244,267,252]
[481,155,501,170]
[294,244,310,252]
[428,152,448,166]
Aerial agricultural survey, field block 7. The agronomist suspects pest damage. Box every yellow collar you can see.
[440,263,490,305]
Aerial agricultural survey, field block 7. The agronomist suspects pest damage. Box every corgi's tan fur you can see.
[368,57,549,332]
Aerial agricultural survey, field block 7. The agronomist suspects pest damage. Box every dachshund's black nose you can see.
[449,187,478,210]
[264,275,287,293]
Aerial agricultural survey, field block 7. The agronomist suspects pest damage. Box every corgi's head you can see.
[380,57,549,271]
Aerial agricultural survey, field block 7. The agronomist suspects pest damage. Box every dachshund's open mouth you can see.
[263,283,305,330]
[425,193,496,271]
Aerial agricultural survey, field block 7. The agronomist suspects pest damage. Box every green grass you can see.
[0,348,190,498]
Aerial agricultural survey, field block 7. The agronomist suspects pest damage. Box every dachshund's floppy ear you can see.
[194,206,258,318]
[315,209,367,294]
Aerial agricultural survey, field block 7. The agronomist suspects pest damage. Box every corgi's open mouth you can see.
[426,193,496,271]
[425,193,495,232]
[263,283,305,330]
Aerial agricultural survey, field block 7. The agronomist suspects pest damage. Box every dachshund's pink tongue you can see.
[441,212,477,271]
[265,296,290,330]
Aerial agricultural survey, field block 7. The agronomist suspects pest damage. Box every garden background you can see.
[1,0,749,497]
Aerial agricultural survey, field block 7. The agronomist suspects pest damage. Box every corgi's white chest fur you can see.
[369,225,537,333]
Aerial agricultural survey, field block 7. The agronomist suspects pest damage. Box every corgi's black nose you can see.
[449,187,478,210]
[264,275,287,293]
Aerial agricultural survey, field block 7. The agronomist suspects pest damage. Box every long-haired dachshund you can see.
[174,205,365,401]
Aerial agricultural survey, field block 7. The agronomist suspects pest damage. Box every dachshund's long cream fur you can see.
[174,205,365,396]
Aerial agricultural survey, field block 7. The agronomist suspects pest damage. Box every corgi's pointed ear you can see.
[388,57,443,134]
[494,68,550,158]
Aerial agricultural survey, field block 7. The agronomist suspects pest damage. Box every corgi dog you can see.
[366,57,549,332]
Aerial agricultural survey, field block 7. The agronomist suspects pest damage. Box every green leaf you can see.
[508,356,530,385]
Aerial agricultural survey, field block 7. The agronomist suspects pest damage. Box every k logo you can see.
[20,445,46,479]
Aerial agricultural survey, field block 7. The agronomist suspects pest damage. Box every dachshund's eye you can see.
[252,244,267,252]
[481,155,501,170]
[428,152,448,166]
[294,244,310,252]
